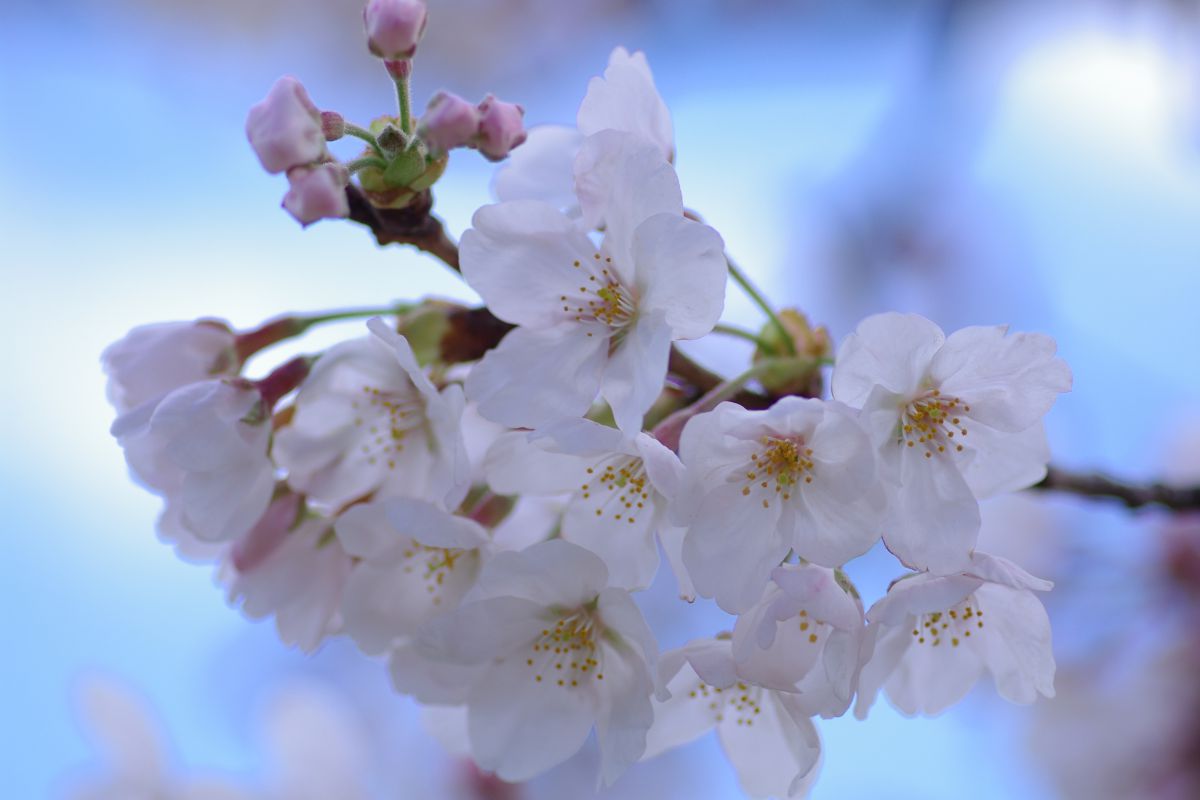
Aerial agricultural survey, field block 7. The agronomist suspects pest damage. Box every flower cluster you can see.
[104,4,1073,797]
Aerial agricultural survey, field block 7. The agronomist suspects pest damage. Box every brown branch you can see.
[345,185,460,271]
[1033,466,1200,512]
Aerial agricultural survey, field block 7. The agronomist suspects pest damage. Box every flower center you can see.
[526,610,606,689]
[399,541,472,607]
[351,384,426,469]
[900,389,970,460]
[910,596,984,648]
[579,455,650,526]
[796,608,827,646]
[559,253,637,331]
[740,436,815,509]
[688,680,763,726]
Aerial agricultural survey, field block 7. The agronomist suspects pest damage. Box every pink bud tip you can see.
[245,76,326,174]
[321,111,346,141]
[474,95,527,162]
[283,163,350,227]
[418,91,480,154]
[364,0,428,61]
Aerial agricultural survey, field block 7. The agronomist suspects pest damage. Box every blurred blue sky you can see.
[4,0,1200,797]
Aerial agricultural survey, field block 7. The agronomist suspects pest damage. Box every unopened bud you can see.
[245,76,325,174]
[474,95,526,161]
[321,111,346,141]
[282,163,350,227]
[755,309,833,397]
[364,0,428,60]
[419,91,480,154]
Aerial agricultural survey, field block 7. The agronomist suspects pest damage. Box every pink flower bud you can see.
[321,111,346,141]
[474,95,527,161]
[245,76,326,174]
[363,0,428,60]
[418,91,480,153]
[282,163,350,227]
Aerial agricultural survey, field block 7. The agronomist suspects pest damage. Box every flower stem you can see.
[344,123,384,157]
[726,256,796,355]
[396,75,413,134]
[652,356,815,450]
[345,156,388,175]
[235,304,412,363]
[712,322,773,350]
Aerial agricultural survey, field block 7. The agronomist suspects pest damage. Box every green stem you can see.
[651,356,816,450]
[235,304,412,363]
[294,304,413,331]
[344,123,384,157]
[712,322,773,350]
[396,75,413,134]
[726,256,796,356]
[345,156,389,175]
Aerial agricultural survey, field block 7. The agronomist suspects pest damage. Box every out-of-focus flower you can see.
[732,564,865,718]
[474,95,526,161]
[832,312,1071,574]
[246,76,327,174]
[644,637,821,799]
[102,320,237,415]
[485,417,692,597]
[462,133,725,434]
[273,319,469,512]
[394,540,657,785]
[677,398,884,613]
[66,676,253,800]
[363,0,428,61]
[111,379,274,543]
[282,163,350,227]
[855,552,1055,718]
[418,91,480,154]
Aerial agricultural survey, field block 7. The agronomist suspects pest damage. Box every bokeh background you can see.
[5,0,1200,797]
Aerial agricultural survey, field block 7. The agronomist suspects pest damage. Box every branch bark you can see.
[345,185,460,271]
[1033,466,1200,512]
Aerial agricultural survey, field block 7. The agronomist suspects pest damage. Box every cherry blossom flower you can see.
[462,134,726,433]
[831,312,1072,574]
[677,398,885,613]
[643,637,821,799]
[273,319,469,512]
[494,46,672,209]
[854,552,1055,718]
[484,418,692,596]
[102,320,237,414]
[394,540,657,785]
[282,163,350,227]
[334,497,490,655]
[731,564,865,718]
[246,76,327,175]
[363,0,427,60]
[111,379,275,543]
[222,494,353,653]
